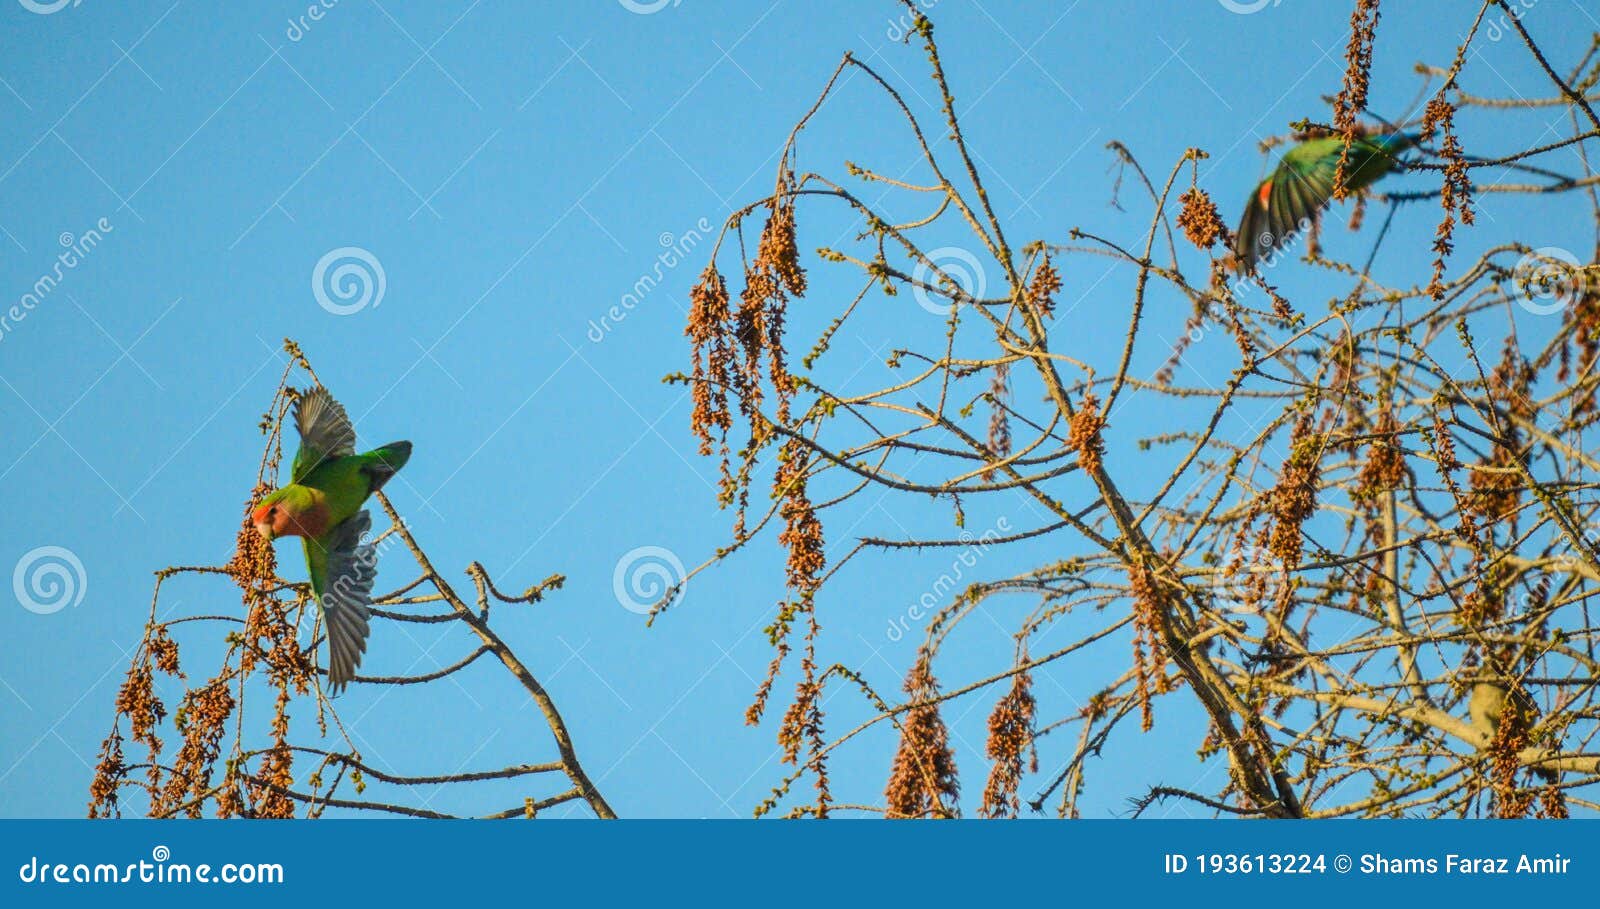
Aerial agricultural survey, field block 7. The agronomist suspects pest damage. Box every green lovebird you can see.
[1234,132,1416,268]
[251,387,412,693]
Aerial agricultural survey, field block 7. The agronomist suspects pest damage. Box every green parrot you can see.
[1234,132,1416,268]
[251,387,411,693]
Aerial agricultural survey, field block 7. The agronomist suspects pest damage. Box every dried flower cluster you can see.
[1267,418,1322,568]
[1068,391,1107,476]
[884,654,961,819]
[1177,187,1227,251]
[979,669,1037,818]
[1332,0,1382,197]
[1423,97,1475,299]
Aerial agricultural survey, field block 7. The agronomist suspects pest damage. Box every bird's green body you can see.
[1235,133,1415,267]
[261,444,410,602]
[252,388,411,692]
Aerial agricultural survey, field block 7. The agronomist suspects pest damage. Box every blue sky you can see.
[1,0,1596,818]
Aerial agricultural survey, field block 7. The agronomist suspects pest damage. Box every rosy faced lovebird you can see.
[250,387,411,694]
[1234,132,1416,269]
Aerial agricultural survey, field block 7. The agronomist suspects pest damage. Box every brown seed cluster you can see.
[1467,344,1532,525]
[1558,283,1600,415]
[251,730,297,819]
[1027,256,1060,318]
[1268,418,1322,568]
[1177,187,1227,251]
[94,485,307,819]
[979,669,1036,818]
[1487,696,1535,819]
[686,266,733,461]
[162,679,236,818]
[775,440,826,597]
[1128,564,1170,732]
[1332,0,1381,198]
[149,626,181,676]
[776,638,831,817]
[87,729,126,819]
[1068,391,1107,476]
[684,184,838,810]
[1424,97,1475,300]
[1458,562,1509,629]
[113,663,166,801]
[884,653,961,819]
[1355,410,1406,500]
[1538,784,1569,819]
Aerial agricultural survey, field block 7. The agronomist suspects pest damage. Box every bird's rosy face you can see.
[252,502,291,540]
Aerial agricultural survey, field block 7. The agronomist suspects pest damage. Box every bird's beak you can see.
[254,522,276,541]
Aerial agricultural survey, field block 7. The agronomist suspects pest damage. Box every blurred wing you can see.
[292,387,356,483]
[1247,157,1338,267]
[306,510,375,694]
[1237,138,1404,269]
[1234,181,1272,266]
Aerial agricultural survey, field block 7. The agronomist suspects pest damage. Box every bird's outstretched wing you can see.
[1235,154,1338,268]
[292,386,357,482]
[305,510,375,694]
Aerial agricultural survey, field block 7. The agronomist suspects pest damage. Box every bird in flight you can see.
[251,387,412,693]
[1234,132,1416,269]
